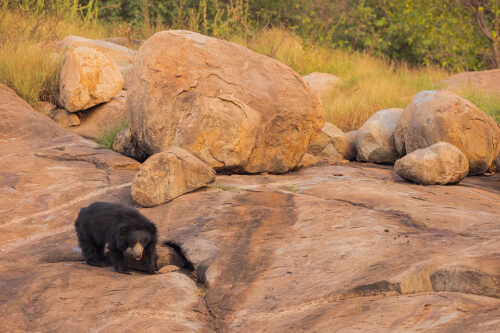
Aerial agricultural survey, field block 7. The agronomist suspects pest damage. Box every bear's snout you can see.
[132,242,144,260]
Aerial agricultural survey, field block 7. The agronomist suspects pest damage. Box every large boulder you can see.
[357,108,403,163]
[126,30,324,174]
[131,147,216,207]
[302,72,341,96]
[394,142,469,185]
[308,122,354,160]
[58,35,136,85]
[59,47,123,112]
[395,90,499,175]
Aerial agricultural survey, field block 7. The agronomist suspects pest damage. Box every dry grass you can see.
[0,9,119,105]
[236,28,449,131]
[1,9,496,131]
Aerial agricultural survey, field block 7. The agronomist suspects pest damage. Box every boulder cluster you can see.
[35,30,499,207]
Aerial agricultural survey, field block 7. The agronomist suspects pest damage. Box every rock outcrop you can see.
[2,84,500,332]
[395,90,499,175]
[308,122,354,160]
[394,142,469,185]
[59,46,123,112]
[0,84,211,332]
[356,108,403,163]
[302,72,341,96]
[131,148,216,207]
[126,30,324,174]
[58,35,136,85]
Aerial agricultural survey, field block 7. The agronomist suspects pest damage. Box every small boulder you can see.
[357,108,403,163]
[131,147,216,207]
[59,47,123,112]
[302,72,341,96]
[321,143,344,160]
[394,142,469,185]
[70,90,127,140]
[58,35,136,85]
[51,108,80,128]
[113,127,148,162]
[395,90,499,175]
[308,122,353,160]
[124,245,187,272]
[34,102,57,117]
[299,153,317,168]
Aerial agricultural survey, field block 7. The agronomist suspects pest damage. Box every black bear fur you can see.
[74,202,158,274]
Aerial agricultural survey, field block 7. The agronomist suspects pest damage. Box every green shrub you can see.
[96,121,129,150]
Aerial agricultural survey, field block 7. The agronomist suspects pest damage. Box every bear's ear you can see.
[116,224,129,250]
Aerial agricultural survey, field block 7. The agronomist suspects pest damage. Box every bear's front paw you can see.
[115,267,133,274]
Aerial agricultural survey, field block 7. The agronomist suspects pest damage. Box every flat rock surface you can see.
[1,84,500,332]
[0,85,212,332]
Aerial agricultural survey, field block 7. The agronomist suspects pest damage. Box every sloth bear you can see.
[74,202,158,274]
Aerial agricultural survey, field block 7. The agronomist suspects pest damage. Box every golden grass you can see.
[0,9,119,104]
[236,28,449,131]
[1,10,496,131]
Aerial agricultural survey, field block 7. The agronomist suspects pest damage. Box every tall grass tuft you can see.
[0,2,111,105]
[96,121,129,150]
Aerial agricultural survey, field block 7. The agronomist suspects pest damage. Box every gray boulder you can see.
[357,108,403,163]
[394,142,469,185]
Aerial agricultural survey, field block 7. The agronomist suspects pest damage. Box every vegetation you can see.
[0,0,498,132]
[91,0,499,71]
[96,121,128,149]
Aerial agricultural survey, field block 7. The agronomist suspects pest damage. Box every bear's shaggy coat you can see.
[74,202,157,274]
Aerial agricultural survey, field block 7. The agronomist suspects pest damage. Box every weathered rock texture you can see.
[395,90,499,175]
[70,90,127,140]
[126,30,324,174]
[34,101,57,117]
[357,108,403,163]
[442,69,500,96]
[346,130,358,160]
[2,84,500,332]
[302,72,341,96]
[394,142,469,185]
[59,46,123,112]
[298,153,317,168]
[0,84,211,332]
[308,122,354,160]
[58,35,136,84]
[131,148,216,207]
[51,108,80,127]
[113,127,148,162]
